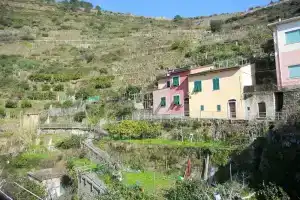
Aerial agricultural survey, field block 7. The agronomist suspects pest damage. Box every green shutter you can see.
[213,78,220,90]
[217,105,221,112]
[194,81,202,92]
[173,76,179,86]
[173,95,180,105]
[160,97,166,107]
[201,105,204,111]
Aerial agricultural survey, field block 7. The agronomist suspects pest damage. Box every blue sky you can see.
[88,0,273,18]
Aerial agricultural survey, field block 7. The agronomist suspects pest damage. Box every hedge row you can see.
[29,73,81,82]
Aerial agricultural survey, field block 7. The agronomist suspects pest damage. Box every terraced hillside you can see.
[0,0,300,101]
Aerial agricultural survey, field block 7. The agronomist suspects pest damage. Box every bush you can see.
[56,135,82,149]
[41,84,51,91]
[54,84,64,91]
[42,32,49,37]
[75,87,96,100]
[62,100,73,108]
[21,100,32,108]
[256,183,290,200]
[173,15,183,22]
[0,107,5,118]
[210,20,223,32]
[73,111,86,122]
[5,100,18,108]
[106,120,162,139]
[27,91,56,100]
[171,40,189,52]
[93,76,114,89]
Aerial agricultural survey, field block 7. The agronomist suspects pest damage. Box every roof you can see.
[28,168,66,182]
[156,66,191,80]
[188,65,241,77]
[268,16,300,27]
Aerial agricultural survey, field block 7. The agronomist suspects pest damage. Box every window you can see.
[193,81,202,92]
[173,95,180,105]
[166,81,170,88]
[172,76,179,87]
[160,97,166,107]
[213,77,220,90]
[286,29,300,45]
[288,65,300,79]
[200,105,204,111]
[217,105,221,112]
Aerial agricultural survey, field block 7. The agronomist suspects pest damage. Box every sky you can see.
[88,0,273,18]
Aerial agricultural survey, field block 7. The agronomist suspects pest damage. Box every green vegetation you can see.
[105,120,162,139]
[73,111,86,122]
[55,135,82,149]
[122,139,236,150]
[210,19,223,32]
[123,170,175,194]
[20,100,32,108]
[0,107,6,118]
[5,100,18,108]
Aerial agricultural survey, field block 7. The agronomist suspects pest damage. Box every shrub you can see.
[173,15,183,22]
[210,20,223,32]
[56,135,82,149]
[171,40,189,52]
[75,87,96,100]
[41,84,51,91]
[18,81,30,91]
[93,76,114,89]
[5,100,18,108]
[29,74,52,82]
[42,32,49,37]
[256,183,290,200]
[54,84,64,91]
[99,68,108,74]
[27,91,56,100]
[21,100,32,108]
[73,111,86,122]
[62,100,73,108]
[106,120,162,139]
[0,107,5,118]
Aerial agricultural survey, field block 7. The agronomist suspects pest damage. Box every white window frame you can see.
[173,94,181,105]
[172,75,180,87]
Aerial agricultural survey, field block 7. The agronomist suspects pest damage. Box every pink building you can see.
[269,16,300,89]
[152,68,190,117]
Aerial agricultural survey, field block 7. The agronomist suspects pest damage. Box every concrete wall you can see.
[38,129,90,135]
[188,64,255,119]
[274,19,300,89]
[153,70,189,116]
[78,173,107,200]
[22,114,39,130]
[244,93,276,120]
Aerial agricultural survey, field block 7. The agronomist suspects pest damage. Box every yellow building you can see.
[188,64,256,119]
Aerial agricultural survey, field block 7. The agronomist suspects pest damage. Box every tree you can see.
[173,15,183,22]
[95,5,101,11]
[210,20,223,32]
[80,1,93,12]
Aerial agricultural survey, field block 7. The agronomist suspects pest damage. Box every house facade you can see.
[152,68,190,117]
[188,64,256,119]
[269,16,300,89]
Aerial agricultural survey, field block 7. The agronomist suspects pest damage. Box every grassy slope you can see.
[0,0,299,113]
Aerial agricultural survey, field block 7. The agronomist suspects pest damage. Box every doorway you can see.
[258,102,266,118]
[228,99,237,118]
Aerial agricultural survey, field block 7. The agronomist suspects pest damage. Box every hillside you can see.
[0,0,300,109]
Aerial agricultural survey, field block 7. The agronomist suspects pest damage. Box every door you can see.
[228,100,236,118]
[258,102,266,118]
